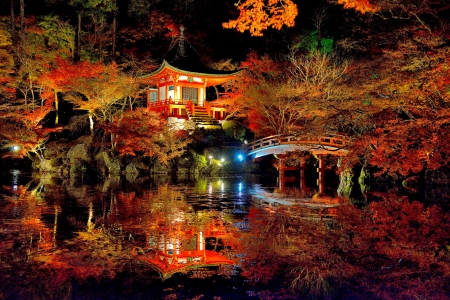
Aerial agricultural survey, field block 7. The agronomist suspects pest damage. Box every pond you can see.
[0,170,449,299]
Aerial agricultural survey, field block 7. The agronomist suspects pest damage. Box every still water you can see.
[1,170,450,299]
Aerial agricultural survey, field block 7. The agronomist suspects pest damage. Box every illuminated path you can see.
[244,134,350,159]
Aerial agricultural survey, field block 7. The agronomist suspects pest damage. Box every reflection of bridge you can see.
[250,185,339,220]
[244,134,350,194]
[245,134,349,159]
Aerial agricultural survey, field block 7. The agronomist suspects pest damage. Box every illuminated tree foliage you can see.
[59,59,136,135]
[108,108,165,157]
[336,0,378,14]
[222,50,348,137]
[222,0,380,36]
[154,127,192,169]
[38,15,75,59]
[222,0,298,37]
[0,101,59,159]
[0,20,15,102]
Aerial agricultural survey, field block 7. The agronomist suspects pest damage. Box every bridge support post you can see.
[317,155,325,195]
[299,158,306,190]
[278,159,285,191]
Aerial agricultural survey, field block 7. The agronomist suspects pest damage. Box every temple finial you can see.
[178,26,185,58]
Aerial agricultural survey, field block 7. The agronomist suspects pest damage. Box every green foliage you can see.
[294,30,333,54]
[39,15,75,58]
[222,120,246,141]
[128,0,161,18]
[69,0,118,13]
[188,150,207,168]
[0,20,12,48]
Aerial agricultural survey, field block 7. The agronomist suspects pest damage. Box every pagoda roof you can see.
[141,60,240,86]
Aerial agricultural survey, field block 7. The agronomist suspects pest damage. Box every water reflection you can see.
[1,171,449,299]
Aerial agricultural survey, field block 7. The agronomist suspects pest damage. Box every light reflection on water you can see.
[1,171,449,299]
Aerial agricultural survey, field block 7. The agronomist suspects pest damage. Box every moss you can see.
[337,168,353,198]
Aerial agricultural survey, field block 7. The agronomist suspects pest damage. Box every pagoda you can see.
[140,26,239,128]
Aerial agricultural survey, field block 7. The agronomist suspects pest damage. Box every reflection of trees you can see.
[0,176,244,298]
[241,195,450,298]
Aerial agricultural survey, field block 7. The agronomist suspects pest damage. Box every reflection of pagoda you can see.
[132,224,234,280]
[140,26,239,128]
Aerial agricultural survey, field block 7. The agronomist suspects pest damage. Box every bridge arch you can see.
[244,134,349,159]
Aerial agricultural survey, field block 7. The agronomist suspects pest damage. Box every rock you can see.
[40,158,56,172]
[125,163,139,174]
[425,168,450,185]
[338,168,353,198]
[44,140,70,160]
[99,151,121,175]
[153,161,171,174]
[67,144,90,163]
[126,172,138,183]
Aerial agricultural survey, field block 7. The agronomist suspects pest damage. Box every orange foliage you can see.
[223,0,298,36]
[337,0,379,14]
[0,100,60,159]
[222,0,380,36]
[108,108,165,157]
[340,107,450,177]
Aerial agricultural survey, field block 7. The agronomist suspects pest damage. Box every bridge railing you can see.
[244,134,350,153]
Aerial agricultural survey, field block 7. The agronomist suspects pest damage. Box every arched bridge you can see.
[244,134,349,159]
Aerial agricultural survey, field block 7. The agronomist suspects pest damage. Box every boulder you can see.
[125,163,139,174]
[152,161,171,174]
[40,158,56,173]
[99,151,121,175]
[67,144,90,163]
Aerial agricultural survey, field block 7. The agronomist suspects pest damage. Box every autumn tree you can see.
[220,50,348,138]
[38,15,75,59]
[154,127,192,172]
[335,0,378,14]
[335,19,450,176]
[222,0,380,37]
[108,108,165,156]
[0,101,59,160]
[0,20,16,103]
[218,53,300,137]
[223,0,298,37]
[10,15,73,107]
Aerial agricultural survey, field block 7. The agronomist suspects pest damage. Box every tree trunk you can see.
[54,90,59,125]
[75,12,81,62]
[89,114,94,135]
[111,16,116,61]
[19,0,25,57]
[10,0,18,68]
[317,27,322,52]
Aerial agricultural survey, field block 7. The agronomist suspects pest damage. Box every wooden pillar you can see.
[279,172,285,191]
[278,158,285,177]
[197,231,204,251]
[299,158,306,191]
[278,158,285,191]
[199,87,204,106]
[317,155,325,194]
